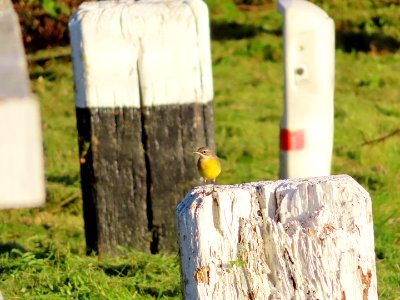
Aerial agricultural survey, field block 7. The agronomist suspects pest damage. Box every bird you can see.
[193,147,221,184]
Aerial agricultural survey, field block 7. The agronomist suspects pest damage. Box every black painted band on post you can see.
[76,103,215,254]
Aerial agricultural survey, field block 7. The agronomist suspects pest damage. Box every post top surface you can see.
[278,0,329,19]
[177,174,369,217]
[69,0,213,108]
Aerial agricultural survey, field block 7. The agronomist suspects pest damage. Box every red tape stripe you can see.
[280,129,305,150]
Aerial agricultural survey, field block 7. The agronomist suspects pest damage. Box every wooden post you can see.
[69,0,214,254]
[177,175,378,299]
[0,0,45,208]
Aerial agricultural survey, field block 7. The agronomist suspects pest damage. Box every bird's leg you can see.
[198,178,208,197]
[204,179,213,195]
[211,179,216,191]
[200,179,214,196]
[211,179,219,205]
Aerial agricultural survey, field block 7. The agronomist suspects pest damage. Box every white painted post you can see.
[278,0,335,179]
[69,0,214,253]
[0,0,45,208]
[177,175,377,299]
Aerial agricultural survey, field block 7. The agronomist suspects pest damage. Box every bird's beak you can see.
[193,151,200,155]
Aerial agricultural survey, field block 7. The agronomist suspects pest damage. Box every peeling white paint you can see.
[177,175,377,299]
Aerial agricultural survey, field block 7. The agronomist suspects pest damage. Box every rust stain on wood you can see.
[322,223,335,234]
[189,201,198,211]
[243,249,249,264]
[358,266,372,300]
[246,290,256,300]
[306,227,316,236]
[194,265,210,285]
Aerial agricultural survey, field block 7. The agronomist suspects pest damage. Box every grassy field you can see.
[0,0,399,298]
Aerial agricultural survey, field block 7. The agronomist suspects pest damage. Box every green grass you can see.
[1,1,399,298]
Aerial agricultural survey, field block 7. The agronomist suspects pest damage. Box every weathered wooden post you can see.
[69,0,214,254]
[0,0,45,208]
[177,175,377,299]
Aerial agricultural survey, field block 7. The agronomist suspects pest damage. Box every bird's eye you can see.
[202,150,207,154]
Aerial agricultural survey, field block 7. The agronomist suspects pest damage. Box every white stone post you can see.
[278,0,335,179]
[0,0,45,208]
[177,175,377,299]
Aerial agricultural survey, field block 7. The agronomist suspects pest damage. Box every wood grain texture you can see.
[76,103,215,253]
[177,175,377,299]
[76,108,149,253]
[143,102,215,252]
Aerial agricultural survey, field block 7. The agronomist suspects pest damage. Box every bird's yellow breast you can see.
[197,156,221,180]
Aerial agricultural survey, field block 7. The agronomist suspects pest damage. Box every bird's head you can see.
[193,147,214,158]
